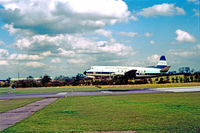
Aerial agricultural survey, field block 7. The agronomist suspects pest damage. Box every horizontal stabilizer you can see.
[160,66,170,72]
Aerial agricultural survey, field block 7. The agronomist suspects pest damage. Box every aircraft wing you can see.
[124,69,137,78]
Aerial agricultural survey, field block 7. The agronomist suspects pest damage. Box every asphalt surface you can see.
[1,86,200,100]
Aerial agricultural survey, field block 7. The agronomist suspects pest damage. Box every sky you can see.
[0,0,199,79]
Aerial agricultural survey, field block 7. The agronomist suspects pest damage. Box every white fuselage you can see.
[85,66,162,77]
[84,56,169,78]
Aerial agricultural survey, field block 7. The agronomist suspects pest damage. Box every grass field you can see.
[2,92,200,133]
[0,86,97,95]
[0,82,200,95]
[0,98,43,113]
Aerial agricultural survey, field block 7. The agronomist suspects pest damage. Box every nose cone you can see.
[83,71,87,75]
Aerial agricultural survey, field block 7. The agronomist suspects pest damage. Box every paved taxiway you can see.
[1,86,200,100]
[0,98,57,131]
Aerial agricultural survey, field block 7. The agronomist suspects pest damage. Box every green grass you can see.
[2,92,200,133]
[1,82,200,95]
[0,86,98,95]
[0,98,43,113]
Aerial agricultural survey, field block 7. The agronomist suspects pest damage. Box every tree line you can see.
[1,72,197,88]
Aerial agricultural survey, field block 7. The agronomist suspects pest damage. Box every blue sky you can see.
[0,0,199,79]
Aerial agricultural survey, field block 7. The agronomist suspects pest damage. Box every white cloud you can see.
[9,53,43,60]
[0,40,6,46]
[167,44,200,58]
[14,34,134,57]
[175,29,196,43]
[24,61,45,68]
[0,49,9,58]
[14,34,62,51]
[95,29,112,38]
[41,51,52,57]
[3,23,33,36]
[196,44,200,49]
[168,50,195,57]
[193,9,200,16]
[0,0,137,78]
[0,0,130,35]
[0,60,9,65]
[144,32,152,37]
[67,59,85,64]
[137,3,185,17]
[175,7,186,15]
[97,41,134,56]
[150,40,155,44]
[51,58,61,63]
[118,32,138,37]
[3,24,19,35]
[57,48,75,57]
[15,38,33,50]
[130,15,138,21]
[147,54,160,63]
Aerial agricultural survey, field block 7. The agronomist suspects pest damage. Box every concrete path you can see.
[0,89,163,100]
[0,98,57,131]
[150,86,200,92]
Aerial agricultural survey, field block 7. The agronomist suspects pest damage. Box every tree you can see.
[76,73,85,80]
[54,75,65,81]
[27,75,34,79]
[6,77,11,83]
[54,75,71,81]
[41,75,52,86]
[179,67,191,73]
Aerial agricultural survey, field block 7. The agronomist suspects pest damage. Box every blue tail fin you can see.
[156,56,167,69]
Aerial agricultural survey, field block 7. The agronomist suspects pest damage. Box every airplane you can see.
[83,55,170,79]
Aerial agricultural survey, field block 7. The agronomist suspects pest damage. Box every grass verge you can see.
[0,98,43,113]
[0,82,200,95]
[2,92,200,132]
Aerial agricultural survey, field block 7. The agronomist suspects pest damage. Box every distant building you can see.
[10,78,41,82]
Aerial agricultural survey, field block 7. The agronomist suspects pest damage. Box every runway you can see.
[1,86,200,100]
